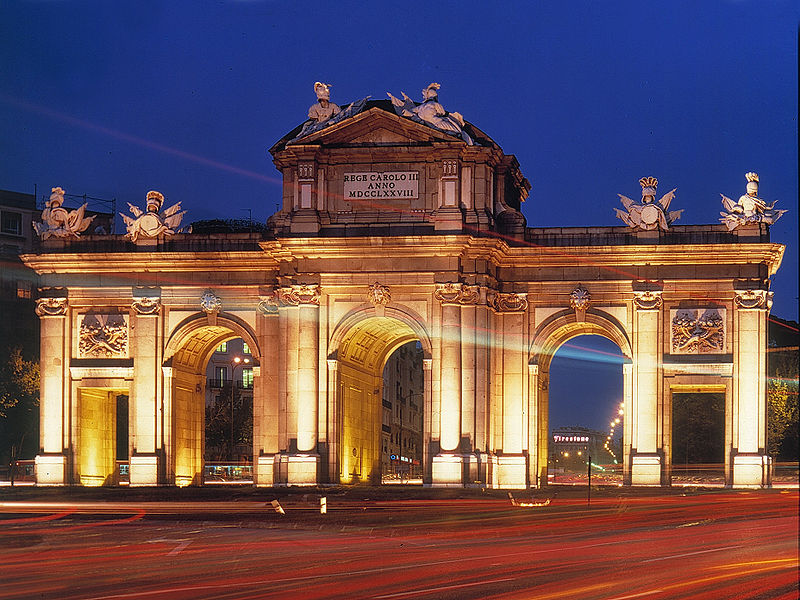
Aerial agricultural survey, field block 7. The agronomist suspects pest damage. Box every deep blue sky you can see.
[1,2,797,431]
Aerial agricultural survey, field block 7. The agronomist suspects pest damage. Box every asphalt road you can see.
[1,488,797,600]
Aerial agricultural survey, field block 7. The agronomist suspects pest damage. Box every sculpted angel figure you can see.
[33,186,95,239]
[121,190,189,243]
[720,172,786,231]
[387,83,473,145]
[615,177,682,231]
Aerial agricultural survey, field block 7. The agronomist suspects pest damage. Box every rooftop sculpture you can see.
[33,186,95,239]
[291,82,369,142]
[720,172,786,231]
[615,177,682,231]
[388,82,473,145]
[121,190,189,243]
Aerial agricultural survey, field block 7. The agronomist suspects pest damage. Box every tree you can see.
[767,349,799,459]
[0,347,40,482]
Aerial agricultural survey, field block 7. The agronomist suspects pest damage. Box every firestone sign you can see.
[344,171,419,199]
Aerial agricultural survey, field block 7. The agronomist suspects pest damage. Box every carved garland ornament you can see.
[489,292,528,313]
[276,284,321,306]
[257,295,279,315]
[671,309,725,354]
[35,296,68,317]
[132,296,161,315]
[79,314,128,358]
[367,283,391,306]
[734,289,773,310]
[434,283,480,305]
[633,290,663,310]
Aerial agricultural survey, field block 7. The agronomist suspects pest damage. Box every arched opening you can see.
[165,316,259,486]
[334,314,426,485]
[670,388,726,485]
[547,335,626,485]
[530,310,632,487]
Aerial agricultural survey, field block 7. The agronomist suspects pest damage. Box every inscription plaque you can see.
[344,171,419,199]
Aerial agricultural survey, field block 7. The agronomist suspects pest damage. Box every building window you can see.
[216,342,228,353]
[1,211,22,236]
[16,281,31,299]
[242,341,251,354]
[214,366,227,383]
[242,367,254,389]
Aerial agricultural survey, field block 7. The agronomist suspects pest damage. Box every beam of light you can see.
[0,92,280,185]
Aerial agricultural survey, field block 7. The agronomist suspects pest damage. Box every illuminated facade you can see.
[23,98,784,488]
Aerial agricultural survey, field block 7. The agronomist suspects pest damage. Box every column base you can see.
[35,454,67,486]
[286,454,319,486]
[631,453,662,486]
[495,454,527,489]
[732,453,771,488]
[129,454,159,486]
[254,454,276,487]
[431,454,464,487]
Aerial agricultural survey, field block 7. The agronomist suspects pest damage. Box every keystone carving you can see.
[200,290,222,314]
[367,283,391,306]
[489,292,528,313]
[671,309,725,354]
[633,290,663,310]
[734,289,773,310]
[35,296,68,317]
[569,285,591,312]
[79,314,128,358]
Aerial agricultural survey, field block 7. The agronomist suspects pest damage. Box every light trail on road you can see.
[0,490,796,599]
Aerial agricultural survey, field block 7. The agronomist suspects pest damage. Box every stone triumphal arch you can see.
[24,85,784,488]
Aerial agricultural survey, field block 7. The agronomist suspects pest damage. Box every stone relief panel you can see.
[79,314,128,358]
[670,308,726,354]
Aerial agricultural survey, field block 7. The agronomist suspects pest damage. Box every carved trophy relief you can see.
[79,314,128,358]
[670,308,726,354]
[720,172,786,231]
[121,190,190,243]
[615,177,682,231]
[33,187,95,239]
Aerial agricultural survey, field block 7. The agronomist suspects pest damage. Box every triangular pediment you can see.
[287,107,461,147]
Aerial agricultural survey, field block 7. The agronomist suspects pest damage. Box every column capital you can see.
[276,284,321,306]
[488,291,528,313]
[434,282,480,305]
[633,290,663,310]
[132,296,161,315]
[734,289,773,310]
[35,296,68,317]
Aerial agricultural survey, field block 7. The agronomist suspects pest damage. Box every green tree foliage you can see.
[0,347,40,468]
[767,349,799,459]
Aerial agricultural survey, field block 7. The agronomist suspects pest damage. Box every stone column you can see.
[277,284,321,485]
[161,366,174,483]
[527,363,541,487]
[491,291,529,489]
[731,289,771,487]
[631,290,663,485]
[254,296,279,487]
[431,283,463,485]
[326,359,339,483]
[35,295,69,485]
[129,294,162,486]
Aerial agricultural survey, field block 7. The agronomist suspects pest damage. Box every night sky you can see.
[1,2,796,433]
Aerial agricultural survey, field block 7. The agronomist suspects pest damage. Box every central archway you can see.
[331,308,431,485]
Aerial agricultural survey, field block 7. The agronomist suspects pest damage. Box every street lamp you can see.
[230,355,250,461]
